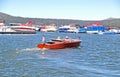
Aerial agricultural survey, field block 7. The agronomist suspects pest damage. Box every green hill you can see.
[0,12,120,27]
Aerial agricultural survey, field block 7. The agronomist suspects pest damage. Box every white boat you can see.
[85,22,107,34]
[58,25,70,32]
[10,25,37,32]
[9,21,39,32]
[0,26,16,32]
[58,25,78,33]
[67,25,78,33]
[40,24,57,32]
[0,20,36,34]
[109,28,120,34]
[0,26,36,34]
[98,31,116,35]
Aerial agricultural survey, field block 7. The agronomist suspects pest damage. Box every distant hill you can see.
[0,12,120,27]
[104,17,120,20]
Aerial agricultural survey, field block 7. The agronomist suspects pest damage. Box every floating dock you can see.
[0,31,36,34]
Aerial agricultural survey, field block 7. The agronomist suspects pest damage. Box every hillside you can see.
[0,12,120,27]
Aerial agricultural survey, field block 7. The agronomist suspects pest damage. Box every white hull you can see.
[11,26,38,31]
[86,31,99,34]
[0,26,36,34]
[0,26,16,32]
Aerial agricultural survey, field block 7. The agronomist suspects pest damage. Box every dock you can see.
[0,31,36,34]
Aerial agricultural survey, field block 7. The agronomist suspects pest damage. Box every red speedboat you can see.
[37,37,81,49]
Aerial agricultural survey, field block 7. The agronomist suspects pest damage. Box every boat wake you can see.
[20,47,40,51]
[15,48,39,53]
[16,47,49,53]
[77,46,82,49]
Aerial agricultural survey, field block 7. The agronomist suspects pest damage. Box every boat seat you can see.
[51,39,64,42]
[46,41,55,44]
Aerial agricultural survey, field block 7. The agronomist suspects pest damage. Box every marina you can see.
[0,0,120,76]
[0,19,120,35]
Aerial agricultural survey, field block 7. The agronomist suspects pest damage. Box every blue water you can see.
[0,32,120,77]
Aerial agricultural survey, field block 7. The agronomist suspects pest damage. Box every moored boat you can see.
[0,26,36,34]
[0,20,36,34]
[40,24,57,32]
[9,21,39,31]
[98,31,116,35]
[85,22,107,34]
[37,36,81,49]
[58,25,78,33]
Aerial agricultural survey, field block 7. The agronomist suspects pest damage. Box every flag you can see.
[42,36,46,43]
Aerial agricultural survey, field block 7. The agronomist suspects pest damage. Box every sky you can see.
[0,0,120,20]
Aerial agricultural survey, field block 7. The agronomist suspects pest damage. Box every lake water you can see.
[0,32,120,77]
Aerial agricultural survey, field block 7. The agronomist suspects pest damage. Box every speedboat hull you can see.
[37,40,81,49]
